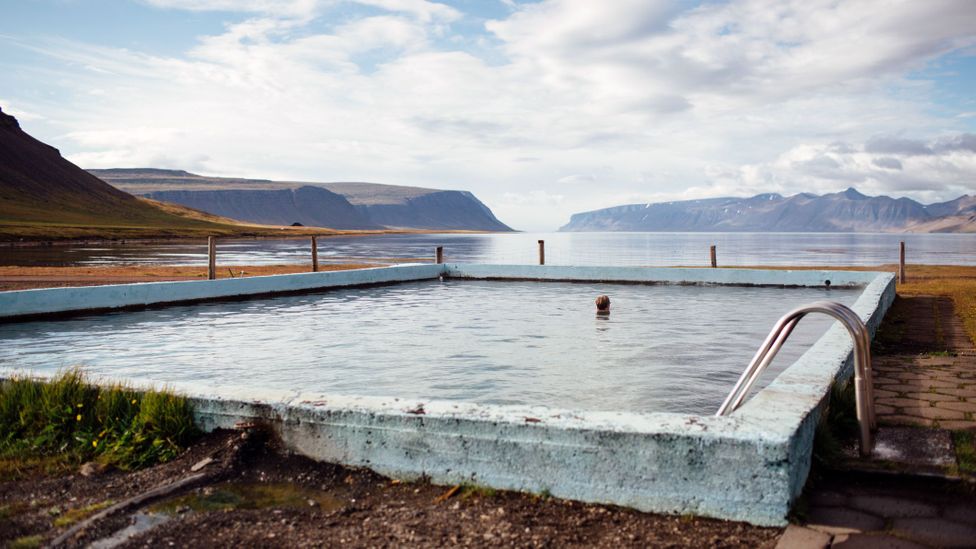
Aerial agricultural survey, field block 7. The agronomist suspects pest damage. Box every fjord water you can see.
[0,280,857,414]
[2,232,973,267]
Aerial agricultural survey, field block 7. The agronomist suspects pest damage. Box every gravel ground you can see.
[0,429,780,548]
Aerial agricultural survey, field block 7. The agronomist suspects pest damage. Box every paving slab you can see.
[806,507,884,535]
[877,397,929,408]
[933,400,976,412]
[846,495,939,518]
[944,503,976,524]
[934,387,976,398]
[775,525,831,549]
[901,406,966,420]
[830,533,928,548]
[890,517,976,548]
[902,392,961,402]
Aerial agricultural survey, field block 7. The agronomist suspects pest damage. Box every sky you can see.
[1,0,975,231]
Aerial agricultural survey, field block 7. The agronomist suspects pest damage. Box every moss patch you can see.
[52,500,114,528]
[954,430,975,477]
[8,535,43,549]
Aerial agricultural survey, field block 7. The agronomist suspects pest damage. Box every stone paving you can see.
[872,295,976,431]
[779,473,976,548]
[778,295,976,548]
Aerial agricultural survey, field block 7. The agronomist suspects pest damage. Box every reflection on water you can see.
[2,232,974,267]
[0,280,857,414]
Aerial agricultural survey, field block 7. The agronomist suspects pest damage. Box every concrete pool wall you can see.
[0,264,896,526]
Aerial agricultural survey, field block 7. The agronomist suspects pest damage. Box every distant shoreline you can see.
[0,228,500,248]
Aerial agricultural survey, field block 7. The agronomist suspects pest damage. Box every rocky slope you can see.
[560,188,976,233]
[0,107,243,238]
[93,169,513,231]
[144,187,380,229]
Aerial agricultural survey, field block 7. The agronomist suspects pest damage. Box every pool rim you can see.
[0,264,896,526]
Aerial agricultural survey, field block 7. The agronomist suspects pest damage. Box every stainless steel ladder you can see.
[716,301,876,457]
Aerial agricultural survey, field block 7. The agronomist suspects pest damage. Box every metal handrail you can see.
[716,301,876,457]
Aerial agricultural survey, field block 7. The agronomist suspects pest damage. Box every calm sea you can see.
[2,232,974,267]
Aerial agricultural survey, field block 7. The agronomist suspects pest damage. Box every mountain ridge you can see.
[560,188,976,233]
[92,169,513,231]
[0,106,251,239]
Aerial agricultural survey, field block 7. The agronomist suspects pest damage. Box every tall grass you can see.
[0,369,199,469]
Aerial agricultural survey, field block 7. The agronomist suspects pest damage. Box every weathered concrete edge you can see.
[444,264,878,287]
[0,263,873,321]
[186,391,791,526]
[0,264,443,319]
[0,265,894,526]
[736,272,897,508]
[181,269,890,526]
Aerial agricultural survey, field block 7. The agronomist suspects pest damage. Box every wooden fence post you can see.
[710,245,717,268]
[311,236,319,272]
[538,240,545,265]
[899,241,906,283]
[435,246,444,264]
[207,237,216,280]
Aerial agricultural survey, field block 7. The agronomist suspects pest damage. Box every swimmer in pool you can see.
[595,294,610,316]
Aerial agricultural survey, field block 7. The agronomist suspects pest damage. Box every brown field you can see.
[0,263,378,291]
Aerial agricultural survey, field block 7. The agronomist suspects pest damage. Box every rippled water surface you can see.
[0,280,858,414]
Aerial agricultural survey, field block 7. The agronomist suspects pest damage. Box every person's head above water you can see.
[595,295,611,313]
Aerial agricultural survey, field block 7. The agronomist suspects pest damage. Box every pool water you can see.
[0,280,857,414]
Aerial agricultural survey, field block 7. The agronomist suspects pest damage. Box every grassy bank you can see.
[893,265,976,346]
[0,370,198,476]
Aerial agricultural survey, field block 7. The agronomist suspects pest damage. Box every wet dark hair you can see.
[595,295,611,311]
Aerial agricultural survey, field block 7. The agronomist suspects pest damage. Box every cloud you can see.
[557,174,596,185]
[712,133,976,202]
[0,100,45,121]
[3,0,976,230]
[142,0,459,21]
[934,133,976,153]
[872,157,903,170]
[142,0,322,18]
[865,136,934,156]
[487,0,976,118]
[354,0,460,23]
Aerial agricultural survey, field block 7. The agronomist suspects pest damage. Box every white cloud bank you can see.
[3,0,976,229]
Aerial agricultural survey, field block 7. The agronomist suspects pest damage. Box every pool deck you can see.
[780,294,976,548]
[0,264,896,526]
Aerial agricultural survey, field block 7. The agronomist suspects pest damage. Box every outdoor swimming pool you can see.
[0,264,896,525]
[0,280,856,414]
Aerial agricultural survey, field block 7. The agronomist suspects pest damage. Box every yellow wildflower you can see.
[92,440,98,448]
[76,414,82,422]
